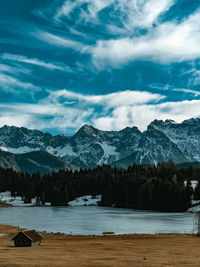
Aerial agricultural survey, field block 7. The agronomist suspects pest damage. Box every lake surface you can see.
[0,206,197,235]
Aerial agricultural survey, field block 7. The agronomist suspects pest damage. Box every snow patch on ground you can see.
[191,180,198,189]
[184,180,198,189]
[0,191,50,206]
[68,195,101,206]
[0,191,36,206]
[192,200,200,205]
[188,205,200,213]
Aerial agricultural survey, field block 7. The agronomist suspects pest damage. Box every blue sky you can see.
[0,0,200,135]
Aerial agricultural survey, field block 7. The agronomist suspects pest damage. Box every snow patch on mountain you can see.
[6,146,40,154]
[0,146,7,152]
[46,144,76,157]
[100,142,118,157]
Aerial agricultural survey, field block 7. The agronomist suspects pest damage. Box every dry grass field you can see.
[0,224,200,266]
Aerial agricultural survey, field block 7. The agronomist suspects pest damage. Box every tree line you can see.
[1,161,200,211]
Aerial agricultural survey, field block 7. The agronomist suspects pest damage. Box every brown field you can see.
[0,224,200,267]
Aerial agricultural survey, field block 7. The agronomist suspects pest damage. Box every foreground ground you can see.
[0,225,200,267]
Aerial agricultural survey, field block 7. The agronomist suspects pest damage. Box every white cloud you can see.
[35,31,85,51]
[0,114,30,128]
[54,0,174,30]
[109,0,174,33]
[0,89,163,132]
[0,73,41,92]
[33,0,200,68]
[94,100,200,131]
[50,89,164,108]
[55,0,114,23]
[0,89,200,133]
[94,106,133,130]
[35,0,200,69]
[0,102,93,132]
[91,10,200,68]
[1,53,72,72]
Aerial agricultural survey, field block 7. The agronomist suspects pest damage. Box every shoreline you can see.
[0,223,197,237]
[1,224,200,266]
[0,200,195,212]
[0,201,13,207]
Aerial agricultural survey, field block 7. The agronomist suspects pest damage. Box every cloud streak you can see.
[1,53,73,72]
[50,89,164,108]
[0,73,41,93]
[35,30,85,51]
[55,0,114,24]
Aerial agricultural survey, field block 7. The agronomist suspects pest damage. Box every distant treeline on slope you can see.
[0,161,200,212]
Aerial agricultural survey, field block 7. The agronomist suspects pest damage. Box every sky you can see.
[0,0,200,135]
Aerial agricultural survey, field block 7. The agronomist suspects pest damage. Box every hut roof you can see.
[11,229,44,241]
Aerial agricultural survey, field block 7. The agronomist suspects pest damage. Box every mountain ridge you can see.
[0,150,79,174]
[0,117,200,169]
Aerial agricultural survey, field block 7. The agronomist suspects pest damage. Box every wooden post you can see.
[197,213,200,236]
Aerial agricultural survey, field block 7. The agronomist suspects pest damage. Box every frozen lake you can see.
[0,206,197,235]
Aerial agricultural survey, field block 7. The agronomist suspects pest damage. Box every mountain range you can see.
[0,118,200,173]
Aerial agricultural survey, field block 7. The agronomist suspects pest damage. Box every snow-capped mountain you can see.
[0,118,200,169]
[148,119,200,162]
[0,124,141,169]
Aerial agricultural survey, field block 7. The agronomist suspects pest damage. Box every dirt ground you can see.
[0,224,200,267]
[0,201,12,207]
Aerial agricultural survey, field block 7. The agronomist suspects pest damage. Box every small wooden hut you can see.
[11,229,43,247]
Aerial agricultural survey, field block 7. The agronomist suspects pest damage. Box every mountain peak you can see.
[79,124,96,131]
[1,125,16,129]
[119,126,141,135]
[74,124,99,138]
[164,119,176,124]
[148,119,178,130]
[148,119,164,130]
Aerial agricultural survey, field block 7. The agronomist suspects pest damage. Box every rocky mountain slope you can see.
[0,118,200,169]
[0,150,79,174]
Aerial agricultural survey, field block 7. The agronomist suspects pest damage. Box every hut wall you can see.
[31,240,41,247]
